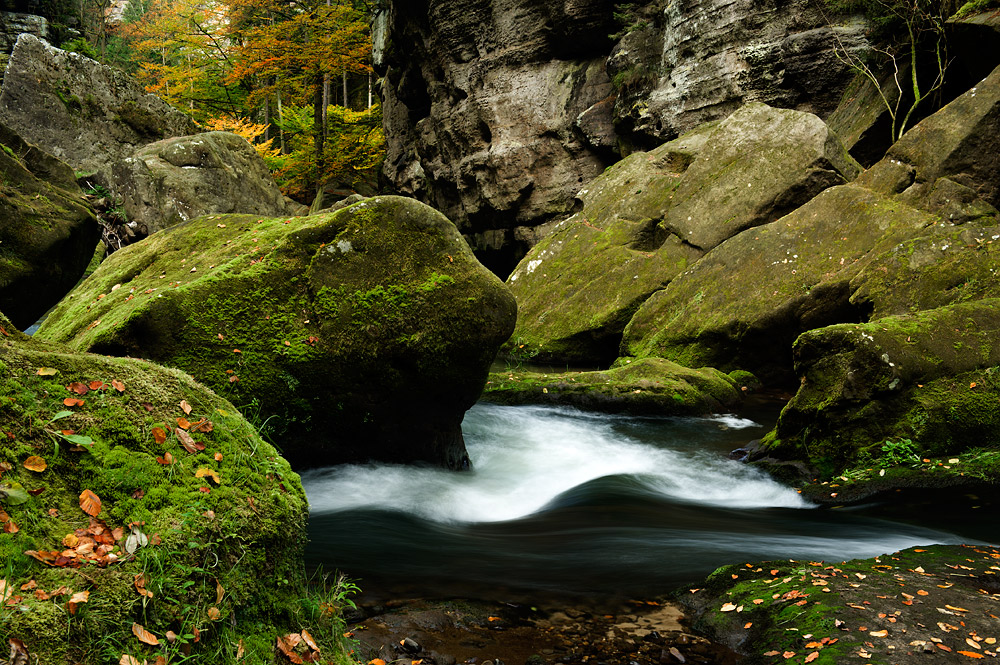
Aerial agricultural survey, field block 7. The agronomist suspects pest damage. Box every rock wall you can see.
[379,0,867,275]
[0,34,197,187]
[378,0,618,276]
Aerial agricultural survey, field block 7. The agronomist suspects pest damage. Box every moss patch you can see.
[483,356,742,415]
[0,315,356,664]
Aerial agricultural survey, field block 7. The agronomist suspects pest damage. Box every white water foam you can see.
[302,404,809,523]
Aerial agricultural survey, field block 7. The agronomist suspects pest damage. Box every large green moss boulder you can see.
[0,313,354,664]
[507,104,860,365]
[483,357,744,414]
[0,121,100,330]
[37,196,517,470]
[622,185,935,382]
[759,299,1000,475]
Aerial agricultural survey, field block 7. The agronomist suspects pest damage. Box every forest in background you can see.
[3,0,386,202]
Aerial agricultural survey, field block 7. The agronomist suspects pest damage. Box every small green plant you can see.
[877,437,921,465]
[504,336,540,371]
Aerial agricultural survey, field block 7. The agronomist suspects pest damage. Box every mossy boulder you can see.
[36,196,517,470]
[0,312,353,664]
[483,357,744,415]
[849,223,1000,319]
[759,299,1000,476]
[507,104,859,365]
[622,184,935,382]
[0,121,100,330]
[113,131,299,235]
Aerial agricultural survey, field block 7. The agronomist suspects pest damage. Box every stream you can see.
[302,401,995,605]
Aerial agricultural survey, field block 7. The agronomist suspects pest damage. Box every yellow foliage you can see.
[203,116,281,161]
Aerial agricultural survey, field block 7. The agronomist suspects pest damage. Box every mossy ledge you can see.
[483,357,747,415]
[0,314,355,664]
[682,544,1000,664]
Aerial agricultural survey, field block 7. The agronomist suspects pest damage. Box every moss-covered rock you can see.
[684,544,1000,664]
[849,223,1000,319]
[36,196,517,470]
[762,299,1000,475]
[0,312,354,664]
[507,104,859,365]
[622,184,935,382]
[0,121,100,330]
[483,357,743,415]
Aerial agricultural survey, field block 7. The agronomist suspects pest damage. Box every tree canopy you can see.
[65,0,384,201]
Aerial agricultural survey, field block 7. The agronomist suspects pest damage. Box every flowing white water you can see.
[303,403,808,523]
[304,403,984,597]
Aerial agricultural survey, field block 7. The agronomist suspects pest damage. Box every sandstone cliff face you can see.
[611,0,866,145]
[379,0,867,275]
[0,34,197,188]
[378,0,618,276]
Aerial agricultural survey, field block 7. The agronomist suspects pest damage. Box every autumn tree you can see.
[227,0,372,196]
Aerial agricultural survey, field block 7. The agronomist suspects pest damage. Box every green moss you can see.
[0,318,356,664]
[37,197,515,468]
[953,0,1000,19]
[483,356,742,415]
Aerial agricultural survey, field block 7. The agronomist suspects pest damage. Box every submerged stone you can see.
[37,196,517,470]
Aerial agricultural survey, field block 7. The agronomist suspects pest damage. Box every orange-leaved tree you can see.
[227,0,373,197]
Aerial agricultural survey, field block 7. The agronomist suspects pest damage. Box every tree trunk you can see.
[313,75,325,197]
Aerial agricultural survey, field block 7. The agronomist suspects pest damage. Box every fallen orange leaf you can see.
[111,379,125,392]
[958,651,984,659]
[63,398,84,407]
[23,456,47,472]
[79,490,101,517]
[152,427,166,444]
[67,589,90,614]
[132,622,159,646]
[180,400,193,415]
